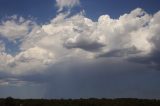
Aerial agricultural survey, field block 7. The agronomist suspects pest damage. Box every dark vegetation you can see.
[0,97,160,106]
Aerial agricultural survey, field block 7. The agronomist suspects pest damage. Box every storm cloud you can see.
[0,0,160,99]
[0,8,160,75]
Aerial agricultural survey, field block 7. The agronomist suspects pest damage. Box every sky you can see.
[0,0,160,99]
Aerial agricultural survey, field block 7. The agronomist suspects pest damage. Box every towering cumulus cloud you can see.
[56,0,80,12]
[0,0,160,98]
[0,2,160,94]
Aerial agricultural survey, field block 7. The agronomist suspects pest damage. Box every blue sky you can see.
[0,0,160,22]
[0,0,160,99]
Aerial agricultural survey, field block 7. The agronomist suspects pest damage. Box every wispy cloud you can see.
[56,0,80,12]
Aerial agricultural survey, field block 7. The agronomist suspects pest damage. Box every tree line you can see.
[0,97,160,106]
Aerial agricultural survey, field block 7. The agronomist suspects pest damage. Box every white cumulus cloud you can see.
[0,15,35,41]
[0,8,160,75]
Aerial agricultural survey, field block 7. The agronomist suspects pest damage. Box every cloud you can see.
[56,0,80,12]
[126,11,160,69]
[6,46,55,75]
[128,50,160,70]
[0,8,160,98]
[98,46,141,58]
[149,11,160,51]
[0,78,35,86]
[0,15,35,41]
[64,38,105,52]
[0,41,5,52]
[0,8,160,76]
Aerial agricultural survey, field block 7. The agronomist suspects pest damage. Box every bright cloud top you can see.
[0,8,160,75]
